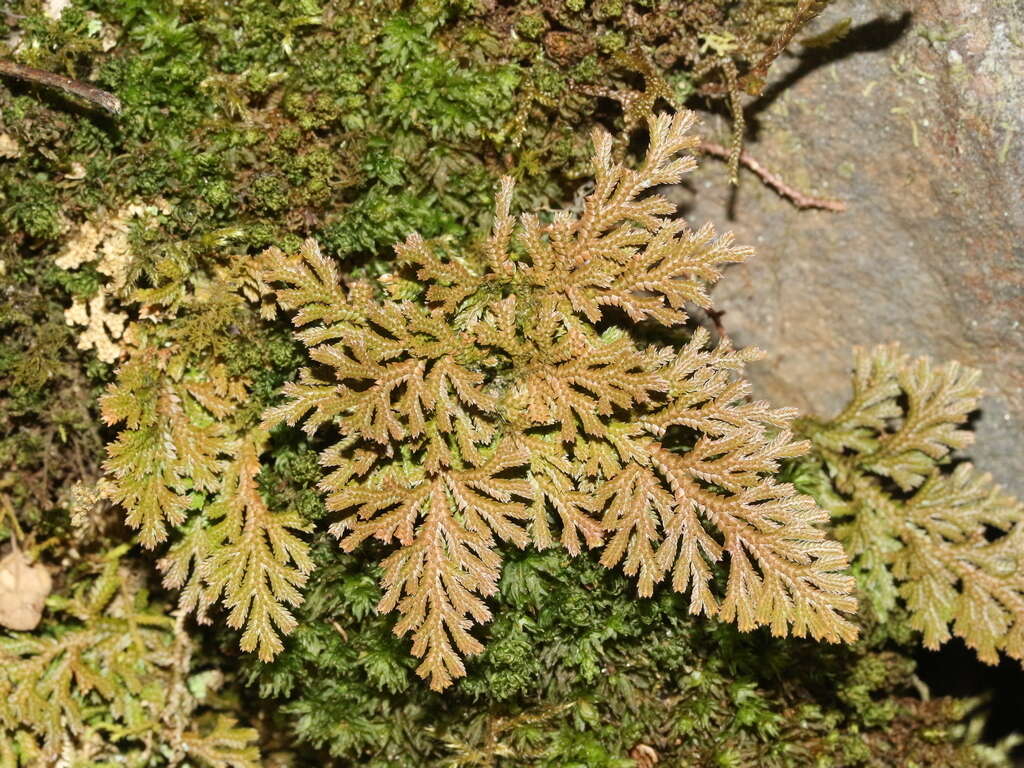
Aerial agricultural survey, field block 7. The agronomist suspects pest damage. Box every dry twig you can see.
[0,59,121,114]
[699,140,846,212]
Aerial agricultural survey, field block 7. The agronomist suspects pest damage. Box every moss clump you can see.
[241,539,997,767]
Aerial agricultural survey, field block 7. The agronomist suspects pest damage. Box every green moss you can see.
[597,30,626,54]
[248,173,289,214]
[593,0,624,21]
[515,12,547,41]
[237,541,997,766]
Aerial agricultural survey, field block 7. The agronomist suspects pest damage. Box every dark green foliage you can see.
[242,536,999,767]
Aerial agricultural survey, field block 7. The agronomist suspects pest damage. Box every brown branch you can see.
[0,59,121,115]
[744,0,831,93]
[699,140,847,212]
[720,59,744,185]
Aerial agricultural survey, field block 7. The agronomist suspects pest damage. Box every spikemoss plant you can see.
[798,345,1024,667]
[0,546,258,767]
[0,0,1021,764]
[0,0,847,529]
[258,111,856,690]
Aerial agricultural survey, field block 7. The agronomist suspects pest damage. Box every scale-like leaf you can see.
[803,345,1024,666]
[263,110,856,689]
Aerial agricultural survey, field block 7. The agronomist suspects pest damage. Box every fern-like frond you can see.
[896,465,1024,663]
[0,551,260,766]
[100,284,312,663]
[101,354,229,548]
[188,432,313,661]
[324,447,531,690]
[262,110,856,689]
[801,344,1024,666]
[180,715,261,768]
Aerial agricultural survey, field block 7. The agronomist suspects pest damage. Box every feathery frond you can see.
[161,431,314,662]
[262,111,857,689]
[98,274,312,662]
[0,550,259,767]
[801,344,1024,666]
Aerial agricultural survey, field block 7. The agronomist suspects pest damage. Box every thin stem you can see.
[1,495,26,552]
[699,140,847,212]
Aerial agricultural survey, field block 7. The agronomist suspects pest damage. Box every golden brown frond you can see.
[98,275,312,663]
[262,110,856,689]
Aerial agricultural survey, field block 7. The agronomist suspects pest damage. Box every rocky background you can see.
[692,0,1024,495]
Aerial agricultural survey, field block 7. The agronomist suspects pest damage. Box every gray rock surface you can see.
[686,0,1024,494]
